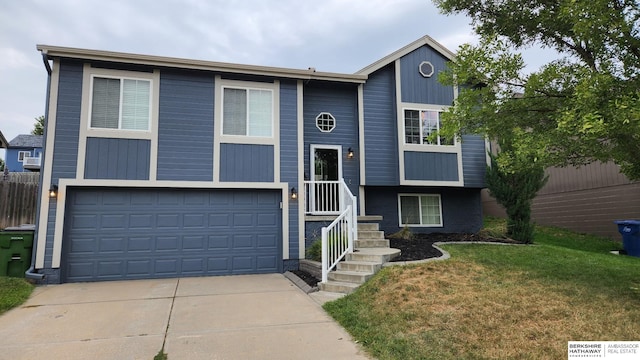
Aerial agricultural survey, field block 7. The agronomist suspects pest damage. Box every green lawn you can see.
[0,277,34,315]
[324,219,640,359]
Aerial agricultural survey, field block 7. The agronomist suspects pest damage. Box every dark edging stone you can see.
[284,271,319,294]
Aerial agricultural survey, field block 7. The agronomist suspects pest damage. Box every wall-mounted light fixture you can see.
[347,147,354,159]
[290,187,298,200]
[49,184,58,199]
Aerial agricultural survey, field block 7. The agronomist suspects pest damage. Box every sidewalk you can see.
[0,274,370,359]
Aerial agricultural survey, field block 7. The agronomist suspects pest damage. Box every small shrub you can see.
[388,225,413,240]
[306,239,322,262]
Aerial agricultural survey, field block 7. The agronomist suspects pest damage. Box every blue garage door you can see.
[63,188,282,282]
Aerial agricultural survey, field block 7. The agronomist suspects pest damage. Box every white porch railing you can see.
[306,179,358,283]
[22,156,41,170]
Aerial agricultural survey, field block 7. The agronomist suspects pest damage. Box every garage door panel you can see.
[64,188,282,282]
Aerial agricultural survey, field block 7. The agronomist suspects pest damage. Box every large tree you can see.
[434,0,640,180]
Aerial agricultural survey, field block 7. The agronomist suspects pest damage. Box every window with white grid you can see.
[398,194,443,227]
[315,112,336,133]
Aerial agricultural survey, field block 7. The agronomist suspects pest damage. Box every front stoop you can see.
[319,221,400,294]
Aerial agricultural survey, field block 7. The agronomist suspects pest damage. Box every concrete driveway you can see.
[0,274,370,360]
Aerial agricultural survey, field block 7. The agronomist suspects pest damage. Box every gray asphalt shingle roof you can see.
[8,134,43,148]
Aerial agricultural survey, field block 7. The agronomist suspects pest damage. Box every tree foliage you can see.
[31,116,44,136]
[435,0,640,180]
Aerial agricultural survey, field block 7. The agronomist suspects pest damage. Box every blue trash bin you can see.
[614,220,640,257]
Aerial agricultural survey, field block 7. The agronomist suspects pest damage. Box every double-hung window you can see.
[398,194,443,227]
[222,87,273,137]
[90,76,151,131]
[17,151,30,162]
[404,109,453,146]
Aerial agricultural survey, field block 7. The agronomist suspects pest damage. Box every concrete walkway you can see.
[0,274,370,360]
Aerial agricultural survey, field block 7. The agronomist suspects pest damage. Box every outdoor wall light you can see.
[49,184,58,199]
[290,187,298,200]
[347,147,354,159]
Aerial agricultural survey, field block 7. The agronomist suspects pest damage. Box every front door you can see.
[310,145,342,213]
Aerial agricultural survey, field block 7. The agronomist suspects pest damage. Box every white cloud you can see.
[3,0,552,143]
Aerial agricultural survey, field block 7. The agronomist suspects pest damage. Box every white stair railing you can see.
[319,178,358,283]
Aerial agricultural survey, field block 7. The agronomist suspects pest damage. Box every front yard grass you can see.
[0,277,34,315]
[324,219,640,359]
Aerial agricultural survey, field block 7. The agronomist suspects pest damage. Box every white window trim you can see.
[315,112,336,133]
[77,64,160,181]
[88,74,153,133]
[17,151,31,162]
[419,61,434,78]
[220,83,275,140]
[397,193,443,227]
[402,106,455,147]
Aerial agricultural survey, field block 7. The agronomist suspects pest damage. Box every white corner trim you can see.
[35,59,60,269]
[357,84,366,186]
[297,80,305,260]
[213,75,222,183]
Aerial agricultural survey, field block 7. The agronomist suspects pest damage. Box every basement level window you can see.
[316,112,336,133]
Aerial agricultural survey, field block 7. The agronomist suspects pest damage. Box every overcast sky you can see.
[0,0,553,158]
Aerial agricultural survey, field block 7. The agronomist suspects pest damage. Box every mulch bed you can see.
[292,233,521,287]
[389,232,521,262]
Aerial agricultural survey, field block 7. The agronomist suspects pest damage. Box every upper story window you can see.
[17,151,30,162]
[90,76,151,131]
[222,87,273,137]
[404,109,453,146]
[316,112,336,132]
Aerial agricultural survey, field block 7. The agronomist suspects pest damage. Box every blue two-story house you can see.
[4,134,43,172]
[32,35,485,284]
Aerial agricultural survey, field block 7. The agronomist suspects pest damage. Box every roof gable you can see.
[0,130,7,148]
[355,35,455,76]
[8,134,43,148]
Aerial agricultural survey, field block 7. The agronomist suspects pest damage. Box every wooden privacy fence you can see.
[0,172,40,229]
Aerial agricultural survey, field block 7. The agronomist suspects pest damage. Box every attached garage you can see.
[62,187,282,282]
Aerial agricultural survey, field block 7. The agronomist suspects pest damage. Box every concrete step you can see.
[357,223,379,231]
[347,247,401,263]
[355,239,389,248]
[337,260,382,273]
[357,230,385,239]
[319,280,360,294]
[328,270,373,284]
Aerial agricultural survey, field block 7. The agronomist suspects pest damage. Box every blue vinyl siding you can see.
[84,138,150,180]
[52,60,82,184]
[400,46,454,105]
[219,143,274,182]
[45,59,83,273]
[362,65,399,186]
[461,135,486,188]
[5,148,42,172]
[404,152,459,181]
[303,82,360,195]
[157,70,214,181]
[364,186,483,234]
[279,81,300,259]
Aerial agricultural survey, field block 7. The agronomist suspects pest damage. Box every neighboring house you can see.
[0,130,8,149]
[483,162,640,240]
[32,35,486,284]
[5,134,43,172]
